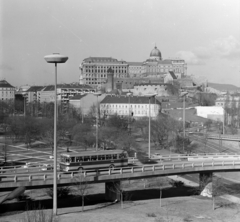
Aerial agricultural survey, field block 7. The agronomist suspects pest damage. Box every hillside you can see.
[208,82,240,91]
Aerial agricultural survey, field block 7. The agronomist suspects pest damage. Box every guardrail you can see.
[1,160,240,186]
[150,153,239,160]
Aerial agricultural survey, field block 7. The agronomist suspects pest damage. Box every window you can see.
[76,156,83,162]
[106,154,112,160]
[70,157,75,162]
[113,154,117,159]
[83,156,90,161]
[98,155,105,160]
[91,155,97,161]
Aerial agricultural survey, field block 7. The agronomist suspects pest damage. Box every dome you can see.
[150,46,162,60]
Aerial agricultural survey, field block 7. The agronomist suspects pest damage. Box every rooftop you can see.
[43,84,93,91]
[0,80,14,88]
[101,95,161,105]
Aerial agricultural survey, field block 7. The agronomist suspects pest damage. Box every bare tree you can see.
[155,177,167,208]
[108,180,132,209]
[74,173,91,212]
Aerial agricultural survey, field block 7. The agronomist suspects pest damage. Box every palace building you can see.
[128,46,187,79]
[79,46,187,89]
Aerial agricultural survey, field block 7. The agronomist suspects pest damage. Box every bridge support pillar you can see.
[199,172,212,190]
[105,181,120,201]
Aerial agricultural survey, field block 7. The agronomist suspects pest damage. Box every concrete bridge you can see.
[1,160,240,200]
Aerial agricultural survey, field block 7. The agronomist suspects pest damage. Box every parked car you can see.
[41,164,53,171]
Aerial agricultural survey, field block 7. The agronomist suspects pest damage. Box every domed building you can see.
[128,45,187,80]
[149,46,162,61]
[79,45,187,89]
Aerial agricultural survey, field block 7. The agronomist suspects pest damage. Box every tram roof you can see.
[61,149,126,157]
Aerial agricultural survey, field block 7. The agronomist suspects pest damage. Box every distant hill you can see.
[208,82,240,91]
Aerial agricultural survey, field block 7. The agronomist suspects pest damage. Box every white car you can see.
[21,162,39,169]
[41,164,53,171]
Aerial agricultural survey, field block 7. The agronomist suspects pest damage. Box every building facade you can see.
[79,57,129,88]
[0,80,15,101]
[100,94,161,118]
[37,84,94,112]
[215,95,240,108]
[128,46,187,78]
[131,83,169,97]
[79,46,187,90]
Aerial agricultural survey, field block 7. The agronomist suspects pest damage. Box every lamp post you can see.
[44,53,68,216]
[144,93,157,159]
[23,93,27,117]
[126,92,132,133]
[180,92,188,153]
[80,92,86,124]
[93,92,102,151]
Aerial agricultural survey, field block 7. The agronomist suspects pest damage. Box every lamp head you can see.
[44,53,68,63]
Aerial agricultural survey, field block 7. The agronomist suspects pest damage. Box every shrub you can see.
[169,180,184,188]
[146,213,157,217]
[20,203,57,222]
[45,186,72,198]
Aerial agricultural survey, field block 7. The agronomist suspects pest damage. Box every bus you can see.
[60,149,129,172]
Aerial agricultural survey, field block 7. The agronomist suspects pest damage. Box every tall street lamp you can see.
[144,93,157,159]
[126,92,132,133]
[44,53,68,216]
[93,92,102,151]
[23,93,27,117]
[180,91,188,153]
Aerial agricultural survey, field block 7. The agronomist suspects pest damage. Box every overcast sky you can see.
[0,0,239,87]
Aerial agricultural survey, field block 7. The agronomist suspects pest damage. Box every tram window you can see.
[91,155,97,161]
[65,157,70,163]
[83,156,90,161]
[98,155,105,160]
[106,154,112,160]
[70,157,75,162]
[119,153,126,159]
[76,157,83,162]
[113,154,117,159]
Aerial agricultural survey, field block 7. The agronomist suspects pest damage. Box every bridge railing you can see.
[1,160,240,185]
[150,153,239,160]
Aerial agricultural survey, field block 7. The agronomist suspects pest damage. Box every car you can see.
[41,164,53,171]
[21,162,39,169]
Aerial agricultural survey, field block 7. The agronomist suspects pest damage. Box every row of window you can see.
[85,69,127,74]
[104,109,156,115]
[62,153,127,163]
[101,104,153,108]
[85,74,107,78]
[84,65,127,69]
[0,88,15,91]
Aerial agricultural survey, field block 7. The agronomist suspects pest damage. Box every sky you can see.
[0,0,239,87]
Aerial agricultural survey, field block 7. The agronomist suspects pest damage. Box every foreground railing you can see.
[1,160,240,185]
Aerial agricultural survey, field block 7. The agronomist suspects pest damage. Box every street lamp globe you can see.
[44,53,68,63]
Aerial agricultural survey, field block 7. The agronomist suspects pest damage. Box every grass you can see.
[19,203,58,222]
